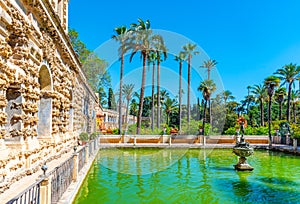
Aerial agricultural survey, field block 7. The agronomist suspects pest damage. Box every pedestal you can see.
[234,156,254,171]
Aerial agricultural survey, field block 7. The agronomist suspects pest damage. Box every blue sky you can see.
[69,0,300,102]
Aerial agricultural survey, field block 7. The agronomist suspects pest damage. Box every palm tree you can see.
[112,26,131,134]
[264,76,280,147]
[200,59,218,80]
[129,18,152,134]
[175,51,186,134]
[198,80,216,135]
[291,90,299,123]
[164,98,178,126]
[183,43,199,126]
[152,35,167,129]
[251,84,266,126]
[148,51,157,131]
[222,90,235,105]
[122,83,135,132]
[275,63,300,122]
[275,87,286,120]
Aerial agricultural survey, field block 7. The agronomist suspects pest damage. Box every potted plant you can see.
[89,132,98,140]
[79,132,89,145]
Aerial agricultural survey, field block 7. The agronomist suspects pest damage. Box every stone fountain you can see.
[233,121,254,171]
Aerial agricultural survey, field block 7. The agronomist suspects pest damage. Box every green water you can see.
[74,148,300,204]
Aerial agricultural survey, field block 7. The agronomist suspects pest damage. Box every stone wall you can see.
[0,0,100,192]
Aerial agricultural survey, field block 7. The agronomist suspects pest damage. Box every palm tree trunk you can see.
[268,96,272,147]
[125,99,129,132]
[151,63,155,131]
[202,100,207,135]
[118,53,124,134]
[287,83,292,122]
[187,55,191,128]
[179,60,182,134]
[136,52,147,134]
[209,99,212,126]
[157,57,161,129]
[207,68,211,80]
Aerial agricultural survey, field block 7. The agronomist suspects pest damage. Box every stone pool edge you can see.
[57,143,300,203]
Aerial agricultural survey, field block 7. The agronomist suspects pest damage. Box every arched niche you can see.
[37,64,53,138]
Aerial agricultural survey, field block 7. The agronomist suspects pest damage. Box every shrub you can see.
[79,132,89,141]
[90,132,99,140]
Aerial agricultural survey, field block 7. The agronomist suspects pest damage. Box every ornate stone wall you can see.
[0,0,100,192]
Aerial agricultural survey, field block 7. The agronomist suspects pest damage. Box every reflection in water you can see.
[74,149,300,204]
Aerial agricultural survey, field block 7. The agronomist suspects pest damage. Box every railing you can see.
[6,178,42,204]
[78,146,86,173]
[50,156,74,204]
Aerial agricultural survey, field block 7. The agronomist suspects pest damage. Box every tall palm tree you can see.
[275,63,300,122]
[152,35,167,129]
[112,26,131,134]
[275,87,286,120]
[264,76,280,147]
[164,98,178,126]
[129,18,152,134]
[200,59,218,80]
[148,51,157,131]
[122,83,135,132]
[183,43,199,126]
[175,51,186,134]
[251,84,266,126]
[198,80,216,135]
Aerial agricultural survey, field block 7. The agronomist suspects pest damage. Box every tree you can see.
[175,51,186,134]
[69,29,109,92]
[251,84,266,126]
[82,53,110,92]
[264,75,280,147]
[129,18,152,134]
[152,35,167,129]
[164,98,178,126]
[122,83,135,131]
[148,51,157,131]
[275,87,286,120]
[275,63,300,122]
[98,87,107,107]
[182,43,199,126]
[112,25,132,134]
[291,90,299,123]
[222,90,235,105]
[246,85,252,114]
[200,59,218,80]
[108,88,117,110]
[198,80,216,135]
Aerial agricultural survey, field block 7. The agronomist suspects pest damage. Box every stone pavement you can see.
[1,147,79,203]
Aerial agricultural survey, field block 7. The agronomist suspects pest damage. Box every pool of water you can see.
[74,148,300,204]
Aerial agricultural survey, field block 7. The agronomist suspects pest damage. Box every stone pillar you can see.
[169,136,171,146]
[72,153,78,181]
[39,177,51,204]
[293,139,297,151]
[203,135,206,146]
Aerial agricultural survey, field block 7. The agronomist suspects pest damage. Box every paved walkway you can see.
[1,147,79,203]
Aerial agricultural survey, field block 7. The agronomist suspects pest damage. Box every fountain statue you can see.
[233,117,254,171]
